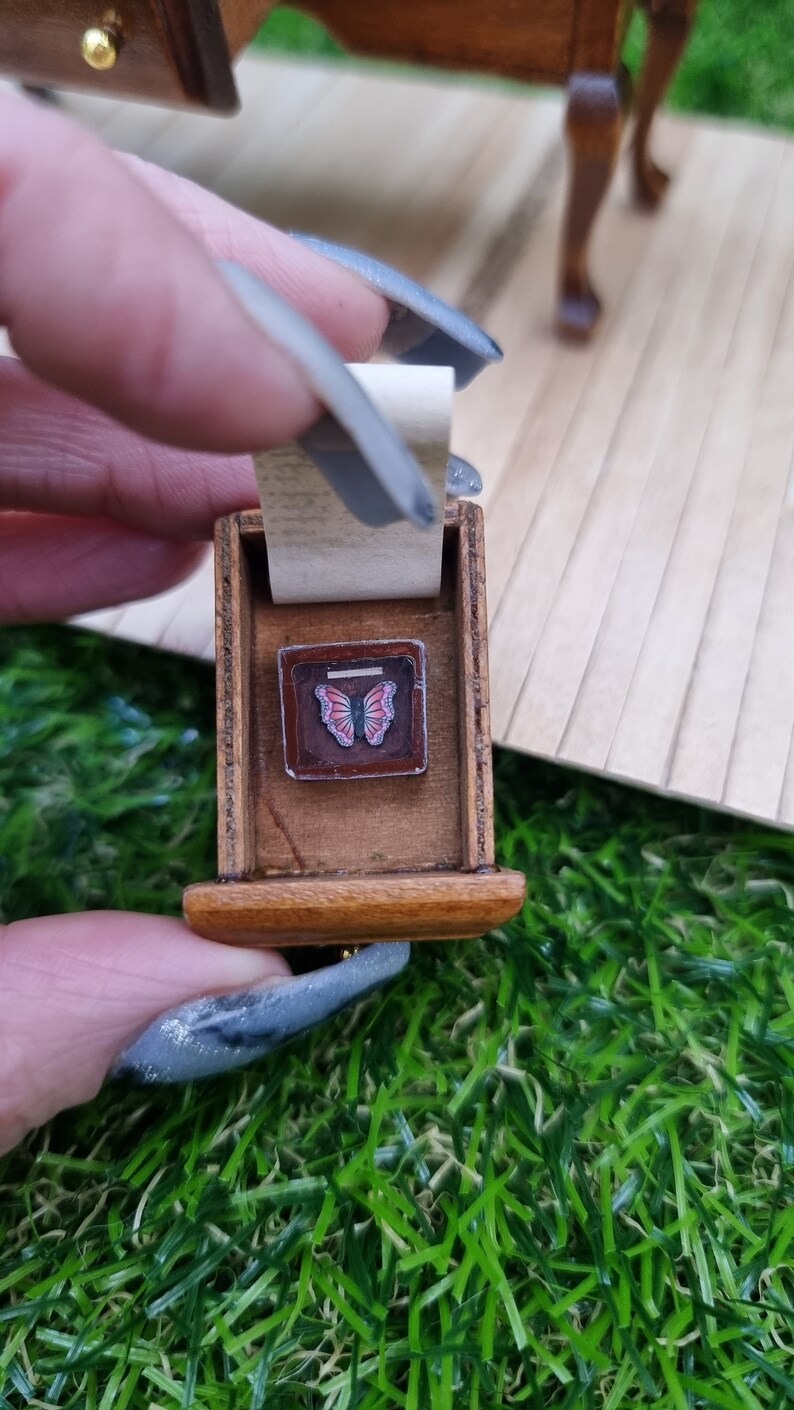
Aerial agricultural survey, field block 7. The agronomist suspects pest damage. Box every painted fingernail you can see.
[217,261,435,529]
[446,454,483,498]
[299,427,480,526]
[291,235,503,389]
[113,942,411,1085]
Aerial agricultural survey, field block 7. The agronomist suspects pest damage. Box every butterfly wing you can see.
[315,685,355,747]
[363,681,397,746]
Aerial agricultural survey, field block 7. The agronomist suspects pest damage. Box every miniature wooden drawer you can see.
[184,501,526,947]
[0,0,237,109]
[1,0,619,112]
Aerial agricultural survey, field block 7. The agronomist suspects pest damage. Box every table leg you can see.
[558,72,623,339]
[631,0,698,208]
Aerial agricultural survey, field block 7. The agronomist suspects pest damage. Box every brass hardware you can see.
[81,24,121,71]
[339,947,361,962]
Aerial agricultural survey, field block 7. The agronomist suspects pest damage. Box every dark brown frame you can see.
[278,638,428,782]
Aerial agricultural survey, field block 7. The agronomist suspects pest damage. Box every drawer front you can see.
[0,0,237,109]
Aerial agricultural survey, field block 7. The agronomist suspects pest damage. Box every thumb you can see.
[0,912,290,1153]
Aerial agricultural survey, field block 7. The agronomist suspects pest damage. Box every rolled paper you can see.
[113,943,411,1084]
[256,364,453,603]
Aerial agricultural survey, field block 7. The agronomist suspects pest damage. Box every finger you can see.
[294,235,503,387]
[0,359,256,537]
[0,91,388,452]
[116,942,411,1085]
[126,162,500,391]
[0,340,441,539]
[121,154,385,357]
[0,512,205,621]
[0,912,290,1153]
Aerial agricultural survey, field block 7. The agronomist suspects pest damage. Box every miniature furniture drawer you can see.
[0,0,237,109]
[184,501,526,947]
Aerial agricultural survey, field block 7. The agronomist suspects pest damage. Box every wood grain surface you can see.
[216,506,495,879]
[184,871,528,947]
[301,0,579,85]
[0,0,237,108]
[189,504,526,947]
[54,56,794,831]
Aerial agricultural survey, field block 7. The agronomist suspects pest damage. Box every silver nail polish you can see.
[113,942,411,1085]
[291,235,503,388]
[299,424,482,526]
[217,261,435,530]
[446,455,483,499]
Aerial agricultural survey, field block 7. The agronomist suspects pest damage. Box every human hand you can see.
[0,88,391,1153]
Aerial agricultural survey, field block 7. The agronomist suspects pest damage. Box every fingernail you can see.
[113,943,411,1085]
[302,432,481,521]
[300,414,436,528]
[446,454,483,498]
[291,235,503,389]
[217,261,435,529]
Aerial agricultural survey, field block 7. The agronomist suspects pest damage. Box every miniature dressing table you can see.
[0,0,697,336]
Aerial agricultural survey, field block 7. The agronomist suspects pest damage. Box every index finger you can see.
[0,91,389,453]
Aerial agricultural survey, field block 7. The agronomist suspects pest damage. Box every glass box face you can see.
[277,639,428,782]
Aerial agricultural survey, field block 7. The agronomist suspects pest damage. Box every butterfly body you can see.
[315,681,397,749]
[348,696,368,740]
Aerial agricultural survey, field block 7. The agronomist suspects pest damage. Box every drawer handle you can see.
[81,21,122,71]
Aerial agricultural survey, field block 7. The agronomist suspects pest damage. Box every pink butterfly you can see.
[315,681,397,748]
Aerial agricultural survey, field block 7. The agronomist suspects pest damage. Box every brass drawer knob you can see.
[81,24,121,71]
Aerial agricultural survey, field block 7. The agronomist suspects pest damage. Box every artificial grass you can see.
[623,0,794,131]
[1,628,794,1407]
[258,0,794,132]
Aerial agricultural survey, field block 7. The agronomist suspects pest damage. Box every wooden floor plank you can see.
[422,95,563,308]
[777,463,794,826]
[215,73,478,243]
[140,60,339,176]
[456,129,687,530]
[75,90,184,152]
[490,123,725,741]
[28,55,791,832]
[605,133,784,787]
[726,485,794,826]
[558,130,786,775]
[722,449,794,825]
[76,553,216,660]
[456,130,694,634]
[667,150,794,806]
[504,131,738,762]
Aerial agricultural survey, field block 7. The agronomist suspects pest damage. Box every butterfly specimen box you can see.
[183,272,525,950]
[184,501,526,948]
